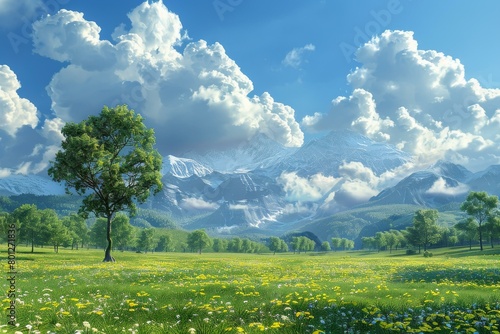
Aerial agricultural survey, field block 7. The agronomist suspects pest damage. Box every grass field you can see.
[1,247,500,333]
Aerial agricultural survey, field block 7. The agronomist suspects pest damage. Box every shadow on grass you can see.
[435,247,500,258]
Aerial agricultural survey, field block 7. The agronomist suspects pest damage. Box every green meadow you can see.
[2,247,500,333]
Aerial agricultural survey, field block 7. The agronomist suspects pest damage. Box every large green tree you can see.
[461,191,499,251]
[62,214,89,249]
[486,210,500,248]
[187,230,212,254]
[156,234,173,252]
[48,105,163,262]
[212,238,228,252]
[10,204,40,253]
[41,209,70,253]
[137,228,156,253]
[0,212,9,243]
[228,237,242,253]
[112,213,135,251]
[331,237,342,251]
[321,241,331,252]
[268,236,283,255]
[90,218,108,249]
[455,218,478,250]
[406,209,441,252]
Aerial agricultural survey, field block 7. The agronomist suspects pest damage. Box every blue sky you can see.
[1,0,500,177]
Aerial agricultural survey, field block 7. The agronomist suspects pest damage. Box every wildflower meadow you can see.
[2,247,500,333]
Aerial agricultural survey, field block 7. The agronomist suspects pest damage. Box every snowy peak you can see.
[467,165,500,196]
[163,155,213,178]
[184,133,296,173]
[369,170,468,207]
[429,161,472,182]
[278,130,411,177]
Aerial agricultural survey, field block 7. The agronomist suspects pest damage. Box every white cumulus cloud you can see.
[302,30,500,171]
[0,65,38,137]
[32,1,304,156]
[181,197,218,211]
[320,160,424,212]
[426,177,469,196]
[278,172,340,202]
[0,66,68,175]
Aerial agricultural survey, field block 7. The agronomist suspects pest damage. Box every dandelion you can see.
[83,321,91,328]
[188,328,196,334]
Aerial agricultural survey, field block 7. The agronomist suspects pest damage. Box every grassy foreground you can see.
[1,247,500,333]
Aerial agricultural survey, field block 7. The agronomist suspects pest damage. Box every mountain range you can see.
[1,130,499,239]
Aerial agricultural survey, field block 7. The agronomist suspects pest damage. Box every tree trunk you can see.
[103,216,115,262]
[479,229,483,251]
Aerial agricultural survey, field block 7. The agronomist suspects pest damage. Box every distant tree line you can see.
[4,190,496,256]
[361,191,500,254]
[0,204,177,254]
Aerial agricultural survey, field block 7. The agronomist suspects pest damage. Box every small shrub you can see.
[423,251,433,257]
[406,249,417,255]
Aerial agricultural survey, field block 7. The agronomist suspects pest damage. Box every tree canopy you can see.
[187,230,212,254]
[406,209,440,252]
[48,105,163,262]
[460,191,499,251]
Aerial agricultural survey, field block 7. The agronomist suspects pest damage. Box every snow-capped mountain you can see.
[3,131,500,236]
[369,170,469,207]
[273,130,411,177]
[184,133,296,173]
[466,165,500,196]
[162,155,213,178]
[369,162,500,207]
[152,130,413,230]
[0,174,65,196]
[429,160,473,183]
